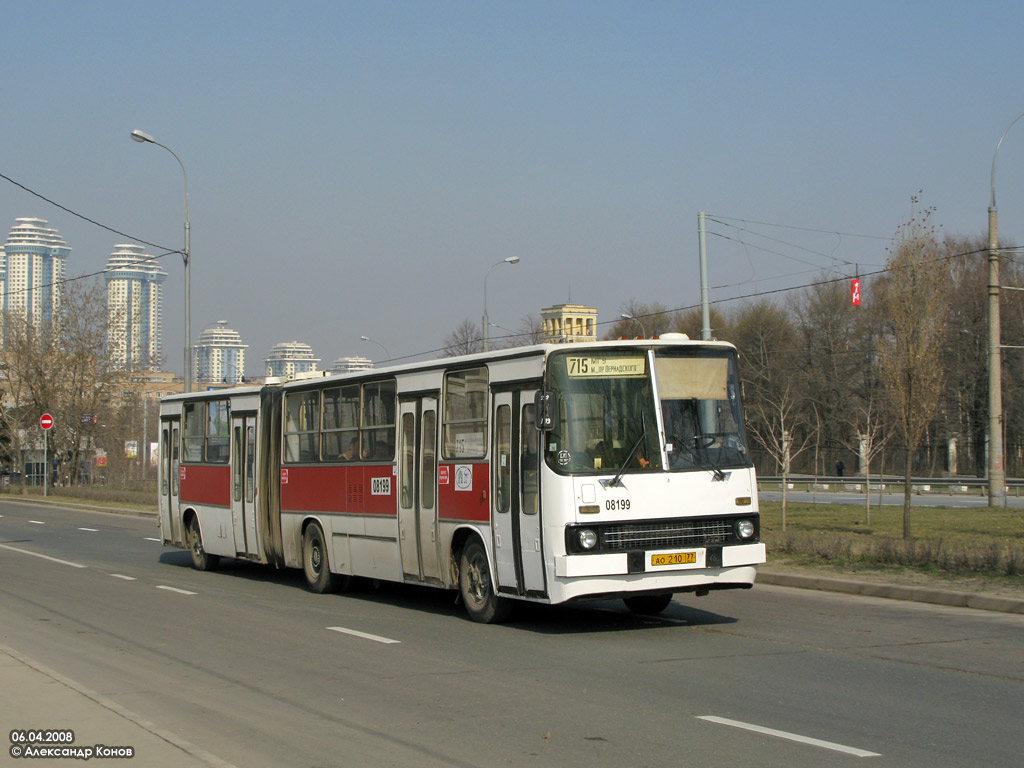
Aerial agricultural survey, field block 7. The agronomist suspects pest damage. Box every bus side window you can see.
[495,405,511,514]
[182,403,205,462]
[207,400,230,463]
[442,367,488,459]
[284,390,320,463]
[521,404,539,515]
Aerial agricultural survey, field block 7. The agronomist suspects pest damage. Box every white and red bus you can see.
[158,335,765,622]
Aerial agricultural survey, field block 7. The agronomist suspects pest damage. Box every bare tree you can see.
[516,314,544,345]
[443,319,483,357]
[745,383,813,530]
[671,305,729,340]
[795,277,864,476]
[844,396,895,524]
[604,299,673,339]
[876,200,947,538]
[1,279,132,487]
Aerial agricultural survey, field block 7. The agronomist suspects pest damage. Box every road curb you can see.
[758,571,1024,614]
[0,494,157,517]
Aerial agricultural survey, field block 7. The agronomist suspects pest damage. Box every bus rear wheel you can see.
[459,539,511,624]
[186,516,220,572]
[303,523,338,593]
[624,593,673,615]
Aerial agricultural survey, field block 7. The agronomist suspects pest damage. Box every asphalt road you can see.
[2,498,1022,767]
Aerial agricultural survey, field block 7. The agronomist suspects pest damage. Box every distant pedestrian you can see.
[835,459,845,477]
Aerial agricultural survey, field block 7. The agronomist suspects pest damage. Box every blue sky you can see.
[3,1,1024,376]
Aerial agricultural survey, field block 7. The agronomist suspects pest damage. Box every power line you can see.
[0,248,178,302]
[0,170,177,255]
[0,170,179,300]
[707,213,893,241]
[708,217,859,266]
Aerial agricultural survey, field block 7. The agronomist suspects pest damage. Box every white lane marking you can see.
[144,537,161,542]
[111,574,136,581]
[697,716,881,758]
[79,527,99,532]
[328,626,401,644]
[156,585,197,596]
[29,520,45,525]
[0,543,87,569]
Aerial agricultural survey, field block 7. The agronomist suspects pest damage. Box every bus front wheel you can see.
[459,539,511,624]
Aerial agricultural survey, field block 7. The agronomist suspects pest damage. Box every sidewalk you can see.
[758,569,1024,614]
[1,647,234,768]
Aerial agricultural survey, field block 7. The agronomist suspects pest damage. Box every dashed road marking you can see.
[697,716,880,757]
[0,543,87,569]
[156,585,197,596]
[328,626,401,644]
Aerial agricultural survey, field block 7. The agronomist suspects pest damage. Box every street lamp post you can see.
[360,335,391,363]
[620,313,646,338]
[987,111,1024,507]
[482,256,520,352]
[130,129,192,392]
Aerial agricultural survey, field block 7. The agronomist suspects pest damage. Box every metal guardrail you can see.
[757,475,1024,496]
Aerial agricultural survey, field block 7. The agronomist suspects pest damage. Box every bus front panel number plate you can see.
[651,551,698,567]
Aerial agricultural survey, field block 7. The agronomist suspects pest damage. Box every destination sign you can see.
[565,356,646,377]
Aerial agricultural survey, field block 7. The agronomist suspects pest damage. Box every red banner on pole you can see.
[851,279,861,306]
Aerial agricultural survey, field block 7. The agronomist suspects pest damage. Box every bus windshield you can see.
[654,348,750,471]
[545,350,662,474]
[545,347,750,475]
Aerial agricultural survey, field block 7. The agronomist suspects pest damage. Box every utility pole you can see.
[986,111,1024,507]
[698,211,711,340]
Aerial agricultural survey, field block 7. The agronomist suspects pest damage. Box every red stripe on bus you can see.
[437,463,490,522]
[280,464,396,516]
[179,464,231,508]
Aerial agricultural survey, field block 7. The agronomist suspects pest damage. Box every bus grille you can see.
[601,519,734,551]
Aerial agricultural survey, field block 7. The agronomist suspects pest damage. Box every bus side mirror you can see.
[535,391,556,431]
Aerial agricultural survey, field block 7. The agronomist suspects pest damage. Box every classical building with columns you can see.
[541,304,598,343]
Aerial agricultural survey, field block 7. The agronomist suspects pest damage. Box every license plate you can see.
[651,551,698,567]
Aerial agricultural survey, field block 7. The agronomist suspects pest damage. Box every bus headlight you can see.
[736,519,755,540]
[578,529,598,550]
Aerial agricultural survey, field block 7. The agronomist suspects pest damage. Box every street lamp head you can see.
[506,256,520,265]
[130,129,155,144]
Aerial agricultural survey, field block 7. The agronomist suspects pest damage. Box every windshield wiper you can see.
[693,432,727,481]
[602,413,647,488]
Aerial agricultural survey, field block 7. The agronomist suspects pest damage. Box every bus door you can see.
[398,396,441,583]
[159,418,182,545]
[230,411,260,558]
[492,390,546,597]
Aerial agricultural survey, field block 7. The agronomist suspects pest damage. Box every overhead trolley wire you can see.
[0,170,179,300]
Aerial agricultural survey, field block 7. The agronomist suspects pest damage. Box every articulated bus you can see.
[158,335,765,622]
